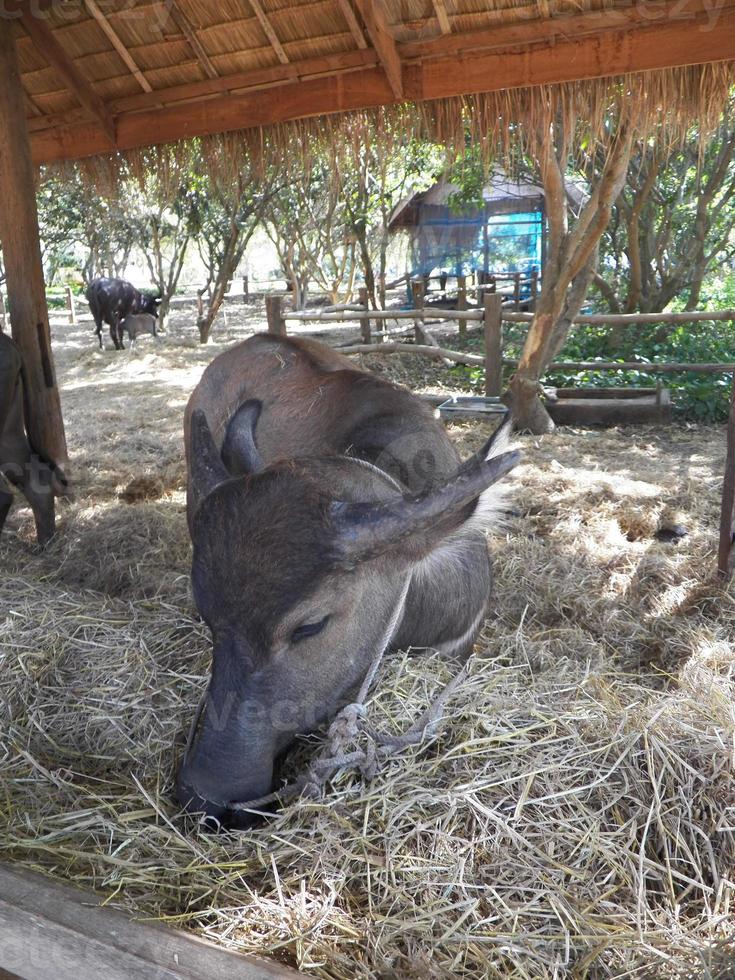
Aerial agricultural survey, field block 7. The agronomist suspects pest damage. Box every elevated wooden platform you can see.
[0,864,298,980]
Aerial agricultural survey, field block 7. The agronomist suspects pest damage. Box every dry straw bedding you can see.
[1,311,735,978]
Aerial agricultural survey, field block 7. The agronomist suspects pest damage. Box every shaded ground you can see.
[0,298,733,978]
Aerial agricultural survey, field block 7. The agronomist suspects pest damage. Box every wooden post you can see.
[457,273,467,341]
[514,272,521,310]
[718,376,735,579]
[66,285,77,325]
[483,292,504,398]
[0,23,67,473]
[411,278,427,344]
[530,269,539,310]
[358,286,371,344]
[265,294,287,336]
[243,274,249,303]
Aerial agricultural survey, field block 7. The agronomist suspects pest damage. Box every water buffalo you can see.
[122,312,159,349]
[177,334,519,828]
[0,332,66,545]
[86,277,160,351]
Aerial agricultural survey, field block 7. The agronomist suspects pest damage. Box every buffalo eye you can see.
[291,615,330,644]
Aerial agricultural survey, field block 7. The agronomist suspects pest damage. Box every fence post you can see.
[514,272,521,311]
[411,278,427,344]
[457,273,467,341]
[243,275,249,303]
[718,376,735,579]
[484,292,503,398]
[530,269,538,310]
[358,286,371,344]
[66,286,77,325]
[266,294,287,336]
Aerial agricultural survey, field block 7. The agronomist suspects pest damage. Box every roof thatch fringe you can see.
[40,62,735,196]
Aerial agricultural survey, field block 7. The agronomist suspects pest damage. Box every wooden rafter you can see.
[26,0,735,164]
[249,0,289,65]
[18,2,116,142]
[353,0,402,97]
[335,0,368,49]
[432,0,451,34]
[84,0,152,93]
[167,1,218,79]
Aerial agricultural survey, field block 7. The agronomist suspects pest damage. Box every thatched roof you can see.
[13,0,735,167]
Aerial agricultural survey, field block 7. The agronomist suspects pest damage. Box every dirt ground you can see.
[1,298,734,978]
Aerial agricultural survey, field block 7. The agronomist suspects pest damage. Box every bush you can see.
[449,320,734,422]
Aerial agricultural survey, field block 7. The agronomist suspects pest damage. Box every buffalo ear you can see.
[188,409,231,512]
[221,400,264,476]
[332,418,520,562]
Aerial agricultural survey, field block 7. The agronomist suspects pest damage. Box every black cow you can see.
[0,332,68,545]
[86,277,160,351]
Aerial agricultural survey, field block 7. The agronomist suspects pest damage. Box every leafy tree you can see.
[593,97,735,316]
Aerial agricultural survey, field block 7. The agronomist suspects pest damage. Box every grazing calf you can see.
[86,277,160,350]
[0,332,65,545]
[177,334,520,828]
[123,313,158,349]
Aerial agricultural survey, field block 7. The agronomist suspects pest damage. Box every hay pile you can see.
[1,314,735,977]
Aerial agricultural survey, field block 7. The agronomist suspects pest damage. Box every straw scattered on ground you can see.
[1,302,734,979]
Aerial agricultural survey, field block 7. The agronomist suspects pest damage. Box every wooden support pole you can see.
[718,377,735,579]
[358,286,371,344]
[265,294,287,336]
[410,278,427,344]
[243,275,249,303]
[66,286,77,325]
[514,272,521,311]
[484,292,503,398]
[457,273,467,340]
[0,23,68,473]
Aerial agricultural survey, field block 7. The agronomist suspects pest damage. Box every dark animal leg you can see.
[94,316,103,349]
[0,487,13,538]
[23,457,56,546]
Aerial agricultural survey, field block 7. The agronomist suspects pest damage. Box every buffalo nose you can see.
[176,778,267,831]
[176,778,230,830]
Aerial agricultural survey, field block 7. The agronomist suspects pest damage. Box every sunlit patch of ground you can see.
[0,300,733,978]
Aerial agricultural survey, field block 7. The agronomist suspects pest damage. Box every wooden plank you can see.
[249,0,289,64]
[18,3,116,142]
[353,0,402,97]
[0,22,68,474]
[167,1,218,79]
[28,7,735,164]
[83,0,153,93]
[335,0,368,49]
[432,0,451,34]
[718,378,735,578]
[0,864,298,980]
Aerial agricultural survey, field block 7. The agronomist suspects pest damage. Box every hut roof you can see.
[389,170,588,230]
[12,0,735,166]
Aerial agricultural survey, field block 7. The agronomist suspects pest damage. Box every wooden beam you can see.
[400,0,718,60]
[18,3,116,142]
[167,1,218,79]
[28,6,735,165]
[432,0,451,34]
[0,22,68,475]
[0,863,298,980]
[248,0,289,64]
[335,0,368,49]
[83,0,153,93]
[353,0,403,98]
